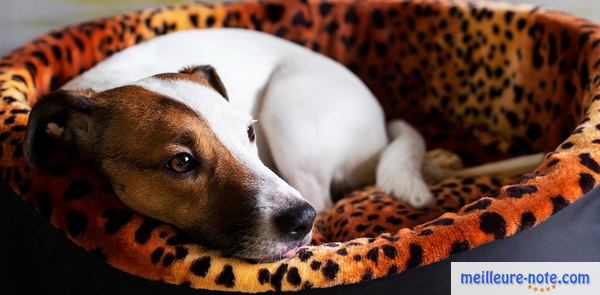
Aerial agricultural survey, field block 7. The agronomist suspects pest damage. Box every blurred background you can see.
[1,0,600,56]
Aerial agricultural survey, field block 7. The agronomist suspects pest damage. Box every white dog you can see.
[64,28,433,210]
[26,29,432,260]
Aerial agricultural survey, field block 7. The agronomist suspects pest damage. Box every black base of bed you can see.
[2,180,599,295]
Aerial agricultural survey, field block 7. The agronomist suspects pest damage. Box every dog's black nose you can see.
[274,201,316,239]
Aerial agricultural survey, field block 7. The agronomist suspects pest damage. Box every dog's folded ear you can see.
[179,65,229,100]
[25,89,101,169]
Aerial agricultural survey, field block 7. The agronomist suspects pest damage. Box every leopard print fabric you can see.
[1,0,600,292]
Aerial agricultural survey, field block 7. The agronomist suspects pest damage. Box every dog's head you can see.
[25,65,315,261]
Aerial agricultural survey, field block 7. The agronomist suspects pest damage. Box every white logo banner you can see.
[451,262,599,295]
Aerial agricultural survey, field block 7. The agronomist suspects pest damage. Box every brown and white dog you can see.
[25,29,538,261]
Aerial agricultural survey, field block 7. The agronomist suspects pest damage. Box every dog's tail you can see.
[375,120,545,207]
[446,153,544,178]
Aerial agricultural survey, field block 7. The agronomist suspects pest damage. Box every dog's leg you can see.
[257,102,333,212]
[376,120,434,208]
[257,67,332,212]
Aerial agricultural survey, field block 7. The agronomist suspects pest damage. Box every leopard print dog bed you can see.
[1,0,600,292]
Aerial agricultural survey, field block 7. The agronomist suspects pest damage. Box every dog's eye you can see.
[166,153,197,173]
[247,124,255,142]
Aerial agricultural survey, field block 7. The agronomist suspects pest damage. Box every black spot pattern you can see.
[174,246,188,260]
[215,265,235,288]
[518,211,536,232]
[450,240,470,255]
[371,9,385,29]
[322,260,340,280]
[286,267,302,286]
[31,50,49,66]
[366,247,379,262]
[162,253,175,267]
[102,208,133,234]
[270,263,288,291]
[151,247,164,264]
[406,243,423,269]
[385,216,403,225]
[135,218,161,244]
[418,229,433,236]
[551,195,568,214]
[464,198,492,212]
[205,16,215,27]
[505,111,519,127]
[190,256,211,277]
[345,8,358,24]
[189,14,199,27]
[579,173,596,194]
[265,4,285,22]
[297,248,313,262]
[532,40,544,69]
[292,11,312,27]
[426,218,454,226]
[382,245,397,258]
[561,142,574,149]
[506,184,538,198]
[579,153,600,173]
[319,2,333,17]
[310,260,322,270]
[479,212,507,239]
[258,268,270,285]
[547,159,560,167]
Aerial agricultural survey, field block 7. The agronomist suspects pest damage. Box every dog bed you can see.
[1,0,600,292]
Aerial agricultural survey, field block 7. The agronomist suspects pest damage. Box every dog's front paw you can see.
[377,175,434,208]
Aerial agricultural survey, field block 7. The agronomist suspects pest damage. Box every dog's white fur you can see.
[63,28,433,212]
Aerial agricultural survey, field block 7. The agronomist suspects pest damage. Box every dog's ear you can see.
[180,65,229,100]
[25,89,101,169]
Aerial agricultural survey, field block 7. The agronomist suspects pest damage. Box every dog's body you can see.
[26,29,432,260]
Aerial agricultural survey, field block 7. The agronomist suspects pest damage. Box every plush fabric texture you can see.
[1,0,600,292]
